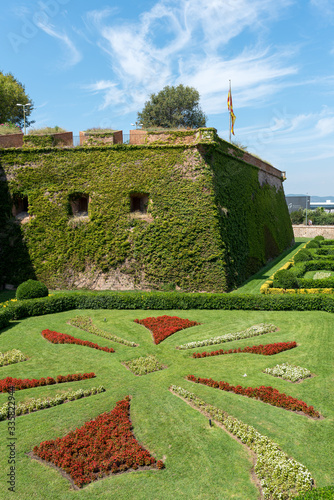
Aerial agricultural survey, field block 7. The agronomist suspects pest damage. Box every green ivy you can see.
[0,136,293,291]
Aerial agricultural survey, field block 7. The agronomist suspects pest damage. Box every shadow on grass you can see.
[0,321,21,335]
[232,241,306,293]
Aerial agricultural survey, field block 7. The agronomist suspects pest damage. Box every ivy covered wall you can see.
[0,134,293,292]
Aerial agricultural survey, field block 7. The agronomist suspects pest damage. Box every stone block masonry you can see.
[292,225,334,239]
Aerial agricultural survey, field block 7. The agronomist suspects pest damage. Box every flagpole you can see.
[229,80,231,143]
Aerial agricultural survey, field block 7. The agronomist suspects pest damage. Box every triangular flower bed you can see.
[42,329,115,353]
[31,396,164,488]
[134,315,200,344]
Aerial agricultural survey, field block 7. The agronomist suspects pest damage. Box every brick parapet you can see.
[0,133,23,148]
[79,131,123,146]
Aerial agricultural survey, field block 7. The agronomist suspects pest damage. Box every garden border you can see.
[3,291,334,331]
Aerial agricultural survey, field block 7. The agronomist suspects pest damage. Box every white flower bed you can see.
[0,349,27,367]
[124,355,164,375]
[0,386,105,420]
[170,385,313,500]
[176,323,277,350]
[68,316,138,347]
[313,272,331,279]
[264,363,312,382]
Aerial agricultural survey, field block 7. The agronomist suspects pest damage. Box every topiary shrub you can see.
[313,235,325,242]
[294,249,313,263]
[16,279,49,300]
[306,240,320,249]
[273,269,299,289]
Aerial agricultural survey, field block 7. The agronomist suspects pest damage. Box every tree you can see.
[137,85,206,129]
[0,71,34,128]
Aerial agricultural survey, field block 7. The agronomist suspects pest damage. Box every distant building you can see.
[310,200,334,212]
[285,195,310,214]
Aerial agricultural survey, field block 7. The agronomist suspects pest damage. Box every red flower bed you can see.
[0,373,95,393]
[42,329,115,353]
[32,396,164,488]
[134,315,200,344]
[192,342,297,358]
[186,375,320,418]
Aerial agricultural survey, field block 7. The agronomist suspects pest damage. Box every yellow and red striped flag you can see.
[227,88,236,135]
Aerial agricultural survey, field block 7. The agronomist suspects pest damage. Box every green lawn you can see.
[0,307,332,499]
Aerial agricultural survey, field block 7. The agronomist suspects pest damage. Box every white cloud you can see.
[310,0,334,20]
[84,0,296,114]
[315,116,334,136]
[36,19,82,68]
[236,108,334,169]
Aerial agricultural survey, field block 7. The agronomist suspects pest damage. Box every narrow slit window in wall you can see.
[12,196,28,217]
[70,194,89,216]
[130,194,149,213]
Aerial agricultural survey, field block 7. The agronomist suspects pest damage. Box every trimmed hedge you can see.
[273,269,299,289]
[16,279,48,300]
[2,291,334,330]
[298,278,334,289]
[293,249,313,263]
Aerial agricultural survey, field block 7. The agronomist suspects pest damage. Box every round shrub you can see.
[306,240,320,249]
[273,269,299,289]
[313,235,324,242]
[294,249,312,263]
[16,279,49,300]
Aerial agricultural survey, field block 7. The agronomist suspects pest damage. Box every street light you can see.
[131,122,143,129]
[16,103,32,135]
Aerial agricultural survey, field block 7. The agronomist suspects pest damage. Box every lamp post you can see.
[305,193,308,226]
[131,122,143,130]
[16,103,31,135]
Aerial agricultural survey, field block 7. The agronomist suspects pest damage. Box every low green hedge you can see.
[302,260,334,272]
[316,248,334,256]
[293,485,334,499]
[298,278,334,289]
[2,291,334,331]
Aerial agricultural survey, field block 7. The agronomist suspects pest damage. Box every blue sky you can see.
[1,0,334,196]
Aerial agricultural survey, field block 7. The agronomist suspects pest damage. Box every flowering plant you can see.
[185,375,320,417]
[0,386,105,420]
[68,316,138,347]
[177,323,277,350]
[134,315,200,344]
[0,349,27,366]
[42,329,115,353]
[32,397,164,488]
[264,363,312,382]
[0,123,22,134]
[123,355,165,375]
[192,341,297,358]
[0,372,95,392]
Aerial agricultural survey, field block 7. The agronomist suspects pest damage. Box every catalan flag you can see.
[227,85,236,136]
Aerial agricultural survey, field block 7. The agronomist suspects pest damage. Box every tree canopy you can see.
[137,85,206,129]
[0,71,34,128]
